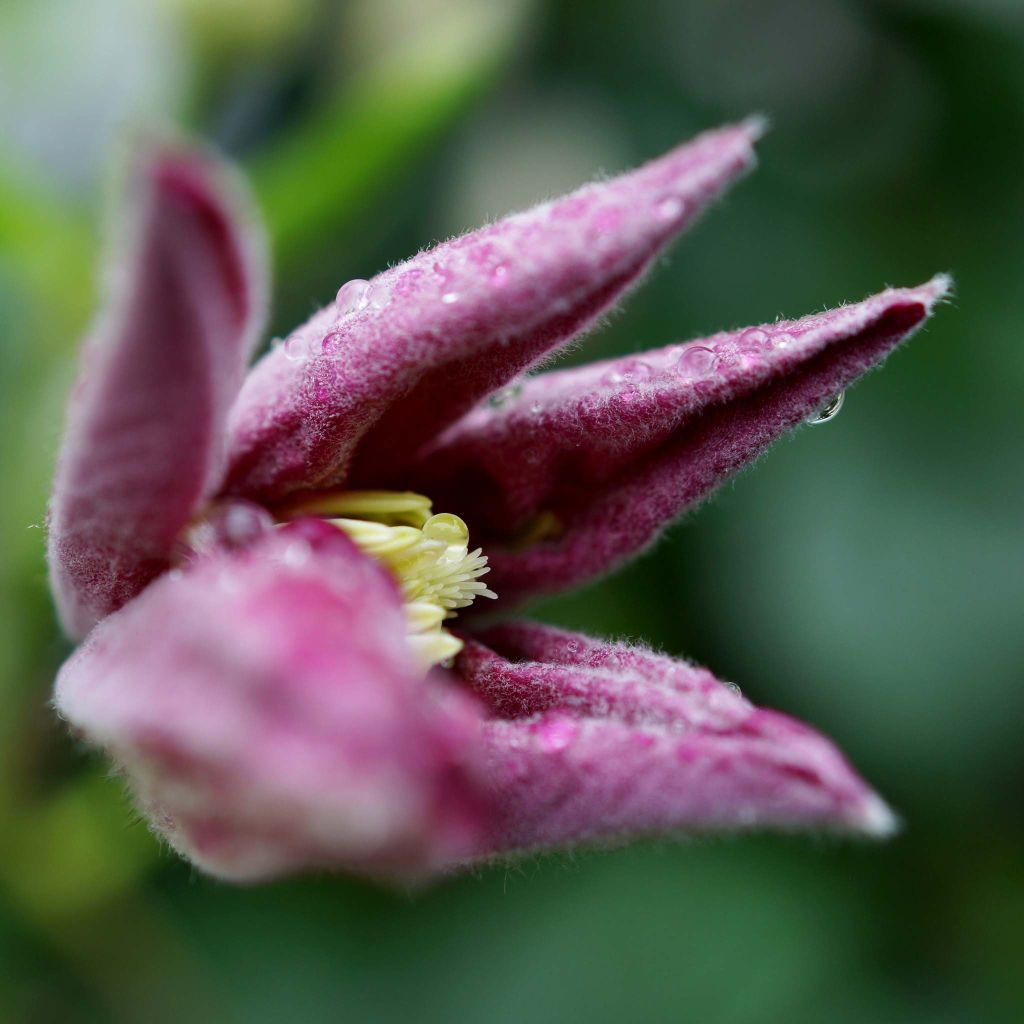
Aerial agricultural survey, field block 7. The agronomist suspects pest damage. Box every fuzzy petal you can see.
[411,277,950,605]
[224,121,761,503]
[452,622,895,859]
[48,142,268,638]
[55,520,487,883]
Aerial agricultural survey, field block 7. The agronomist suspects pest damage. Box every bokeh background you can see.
[1,0,1022,1021]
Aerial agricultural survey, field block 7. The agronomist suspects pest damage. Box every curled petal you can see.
[55,521,487,882]
[452,622,895,859]
[224,120,761,502]
[411,276,951,605]
[48,141,268,638]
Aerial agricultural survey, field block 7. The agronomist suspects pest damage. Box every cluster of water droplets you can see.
[335,276,395,315]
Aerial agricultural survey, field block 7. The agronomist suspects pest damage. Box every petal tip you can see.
[920,271,954,308]
[739,112,771,144]
[851,793,901,839]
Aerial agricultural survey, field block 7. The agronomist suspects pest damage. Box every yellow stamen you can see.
[282,491,496,672]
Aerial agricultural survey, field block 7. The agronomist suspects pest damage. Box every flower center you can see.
[278,491,496,671]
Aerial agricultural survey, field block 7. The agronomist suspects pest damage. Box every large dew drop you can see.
[806,390,845,425]
[335,279,370,314]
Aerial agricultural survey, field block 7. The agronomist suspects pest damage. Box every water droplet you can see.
[335,279,370,314]
[602,370,625,386]
[441,291,460,304]
[530,402,542,415]
[366,279,392,309]
[725,681,743,696]
[537,716,577,753]
[487,383,522,408]
[321,331,345,357]
[283,335,307,361]
[806,390,845,425]
[773,331,794,350]
[740,328,769,351]
[283,540,311,568]
[676,345,716,377]
[656,196,685,222]
[627,359,654,379]
[205,501,274,552]
[491,263,510,288]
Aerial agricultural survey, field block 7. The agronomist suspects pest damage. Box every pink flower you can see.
[48,123,948,882]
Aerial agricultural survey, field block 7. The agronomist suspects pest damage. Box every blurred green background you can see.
[1,0,1022,1021]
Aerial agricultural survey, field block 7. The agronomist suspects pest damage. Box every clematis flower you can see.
[48,122,948,882]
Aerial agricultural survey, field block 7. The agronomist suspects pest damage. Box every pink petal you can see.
[47,141,268,638]
[55,520,487,882]
[452,622,895,860]
[411,276,950,606]
[223,121,761,503]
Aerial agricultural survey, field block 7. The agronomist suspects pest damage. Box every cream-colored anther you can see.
[293,491,497,672]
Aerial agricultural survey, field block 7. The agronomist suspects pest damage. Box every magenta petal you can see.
[223,121,761,502]
[47,142,268,638]
[55,521,487,882]
[411,276,950,605]
[452,622,895,859]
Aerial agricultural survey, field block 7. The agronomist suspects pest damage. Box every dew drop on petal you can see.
[335,279,370,314]
[725,681,742,696]
[773,331,794,350]
[491,263,510,288]
[806,390,845,425]
[487,383,522,408]
[441,292,460,304]
[283,335,307,361]
[656,196,685,222]
[602,370,625,386]
[321,331,344,357]
[537,716,578,753]
[283,540,312,568]
[676,345,716,378]
[367,279,392,309]
[740,328,769,351]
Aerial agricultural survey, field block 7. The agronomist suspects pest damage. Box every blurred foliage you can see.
[0,0,1022,1021]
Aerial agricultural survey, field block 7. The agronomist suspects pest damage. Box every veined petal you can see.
[55,521,487,883]
[48,141,268,638]
[224,120,761,502]
[452,622,895,860]
[411,277,950,605]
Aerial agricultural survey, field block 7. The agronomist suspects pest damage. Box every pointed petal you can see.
[47,141,269,638]
[411,277,950,605]
[224,121,761,502]
[55,521,487,882]
[451,622,895,860]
